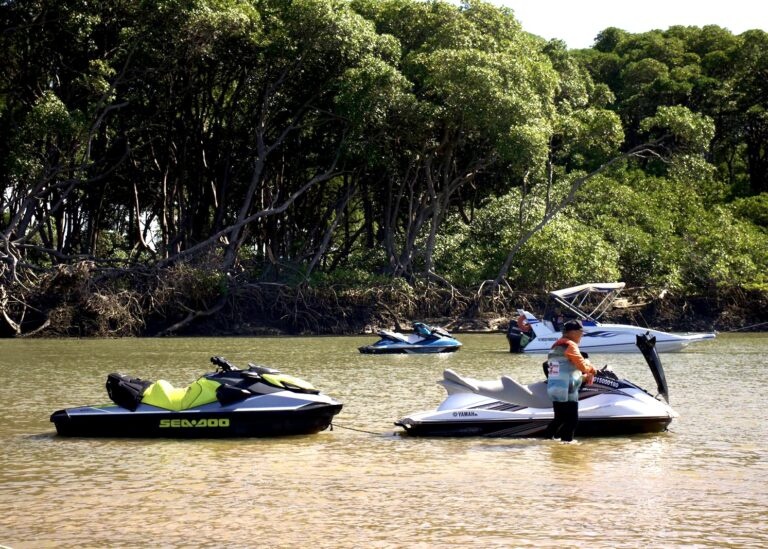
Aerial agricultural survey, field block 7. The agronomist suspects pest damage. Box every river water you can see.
[0,333,766,548]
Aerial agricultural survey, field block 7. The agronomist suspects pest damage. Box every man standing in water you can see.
[546,319,597,443]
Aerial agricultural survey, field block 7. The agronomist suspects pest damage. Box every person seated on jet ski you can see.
[545,319,597,443]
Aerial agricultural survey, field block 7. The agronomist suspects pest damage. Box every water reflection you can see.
[0,334,766,547]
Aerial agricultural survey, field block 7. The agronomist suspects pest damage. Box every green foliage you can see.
[8,91,82,183]
[554,107,624,169]
[166,264,229,305]
[667,154,727,205]
[573,173,687,287]
[573,169,768,291]
[681,206,768,289]
[1,0,766,306]
[510,218,621,290]
[577,25,768,196]
[310,267,391,288]
[433,191,620,290]
[432,189,529,285]
[730,193,768,227]
[335,56,414,137]
[94,231,130,261]
[640,105,715,151]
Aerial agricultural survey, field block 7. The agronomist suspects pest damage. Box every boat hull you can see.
[512,323,715,354]
[51,401,343,438]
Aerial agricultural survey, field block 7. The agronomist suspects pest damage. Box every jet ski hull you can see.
[51,400,343,438]
[395,414,673,438]
[359,343,461,354]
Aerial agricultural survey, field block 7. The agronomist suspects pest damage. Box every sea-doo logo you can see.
[453,411,478,417]
[159,418,231,428]
[594,377,619,388]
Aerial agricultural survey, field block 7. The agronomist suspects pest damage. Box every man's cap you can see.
[562,319,583,332]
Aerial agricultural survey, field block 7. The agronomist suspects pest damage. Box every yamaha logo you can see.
[453,411,478,417]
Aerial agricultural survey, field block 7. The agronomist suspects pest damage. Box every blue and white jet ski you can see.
[359,322,462,354]
[396,334,676,437]
[51,357,343,438]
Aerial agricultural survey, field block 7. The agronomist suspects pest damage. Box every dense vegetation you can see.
[1,0,766,336]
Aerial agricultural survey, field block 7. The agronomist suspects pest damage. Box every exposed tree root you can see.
[0,260,765,337]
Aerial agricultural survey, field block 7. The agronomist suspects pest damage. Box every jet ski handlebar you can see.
[210,356,239,372]
[598,365,618,379]
[209,356,281,376]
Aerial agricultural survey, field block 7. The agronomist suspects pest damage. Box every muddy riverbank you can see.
[2,264,765,338]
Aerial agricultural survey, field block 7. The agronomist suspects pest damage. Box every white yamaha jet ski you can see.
[395,334,677,438]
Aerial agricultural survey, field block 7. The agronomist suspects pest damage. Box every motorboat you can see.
[50,357,343,438]
[359,322,462,354]
[395,333,677,438]
[507,282,715,353]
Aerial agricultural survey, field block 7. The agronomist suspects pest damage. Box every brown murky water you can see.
[1,334,765,548]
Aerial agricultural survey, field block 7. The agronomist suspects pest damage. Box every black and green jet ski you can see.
[50,357,343,438]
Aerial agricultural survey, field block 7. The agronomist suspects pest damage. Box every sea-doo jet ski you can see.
[359,322,461,354]
[507,282,715,353]
[51,357,343,438]
[396,334,676,438]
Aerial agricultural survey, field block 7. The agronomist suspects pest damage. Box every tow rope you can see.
[331,422,393,436]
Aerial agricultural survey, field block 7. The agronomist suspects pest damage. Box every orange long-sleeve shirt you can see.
[552,337,595,374]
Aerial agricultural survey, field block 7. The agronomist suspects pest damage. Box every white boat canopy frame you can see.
[549,282,626,321]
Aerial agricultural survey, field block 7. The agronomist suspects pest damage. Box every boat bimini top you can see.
[549,282,626,322]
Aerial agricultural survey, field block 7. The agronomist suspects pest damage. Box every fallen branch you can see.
[156,296,227,336]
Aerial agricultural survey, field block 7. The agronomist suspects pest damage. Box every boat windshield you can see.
[548,282,626,321]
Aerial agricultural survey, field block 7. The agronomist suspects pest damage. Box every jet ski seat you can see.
[140,378,221,411]
[500,378,551,409]
[378,330,411,343]
[106,373,153,411]
[441,369,552,409]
